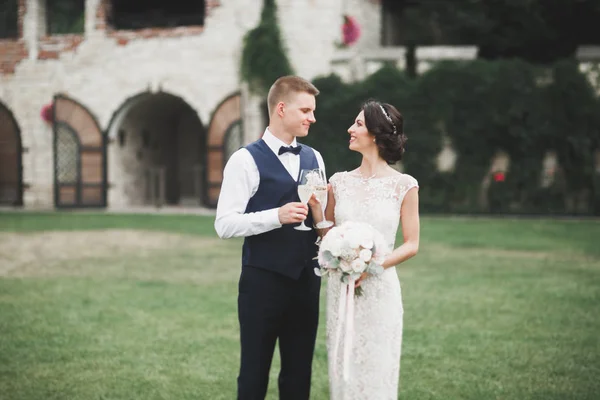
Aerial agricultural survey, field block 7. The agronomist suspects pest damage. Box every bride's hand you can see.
[307,183,331,211]
[307,193,322,212]
[355,272,368,288]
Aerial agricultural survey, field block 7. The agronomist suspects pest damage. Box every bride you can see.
[309,100,420,399]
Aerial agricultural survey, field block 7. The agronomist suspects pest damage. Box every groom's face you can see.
[282,91,316,138]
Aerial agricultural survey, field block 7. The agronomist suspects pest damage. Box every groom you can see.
[214,76,325,399]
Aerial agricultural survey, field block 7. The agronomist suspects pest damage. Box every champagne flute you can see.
[312,168,334,229]
[295,169,314,231]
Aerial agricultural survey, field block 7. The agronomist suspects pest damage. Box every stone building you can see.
[0,0,385,210]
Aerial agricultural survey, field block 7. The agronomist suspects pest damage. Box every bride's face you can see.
[348,110,375,152]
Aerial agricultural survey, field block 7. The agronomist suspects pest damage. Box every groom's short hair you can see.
[267,76,320,116]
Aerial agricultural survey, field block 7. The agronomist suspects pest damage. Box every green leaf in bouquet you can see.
[328,258,341,269]
[341,274,349,284]
[367,262,384,276]
[350,272,362,281]
[321,250,336,264]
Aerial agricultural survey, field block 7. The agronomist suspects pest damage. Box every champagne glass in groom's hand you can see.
[295,169,314,231]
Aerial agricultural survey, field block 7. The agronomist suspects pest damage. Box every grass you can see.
[0,211,217,236]
[0,212,599,399]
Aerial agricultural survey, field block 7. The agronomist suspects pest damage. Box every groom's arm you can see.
[214,149,283,239]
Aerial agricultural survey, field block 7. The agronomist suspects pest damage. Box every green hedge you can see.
[302,60,600,215]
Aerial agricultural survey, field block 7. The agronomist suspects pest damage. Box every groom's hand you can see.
[279,202,308,225]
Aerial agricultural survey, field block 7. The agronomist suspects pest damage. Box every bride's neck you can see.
[359,155,387,177]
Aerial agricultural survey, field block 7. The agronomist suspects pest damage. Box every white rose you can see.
[359,249,372,262]
[339,260,353,273]
[328,238,343,257]
[343,229,362,250]
[351,258,366,273]
[340,246,358,261]
[323,230,344,257]
[360,238,374,249]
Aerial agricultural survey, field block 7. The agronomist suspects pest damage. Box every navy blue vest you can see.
[242,139,320,279]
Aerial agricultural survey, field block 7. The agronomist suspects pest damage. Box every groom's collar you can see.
[263,128,298,156]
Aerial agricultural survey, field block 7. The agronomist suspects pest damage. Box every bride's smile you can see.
[347,110,373,151]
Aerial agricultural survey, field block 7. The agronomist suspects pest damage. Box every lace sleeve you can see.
[396,174,419,206]
[329,172,344,198]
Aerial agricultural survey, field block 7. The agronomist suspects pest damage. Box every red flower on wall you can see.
[342,15,361,46]
[41,103,53,123]
[493,172,506,182]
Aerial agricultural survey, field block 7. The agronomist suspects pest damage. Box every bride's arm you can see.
[382,187,420,268]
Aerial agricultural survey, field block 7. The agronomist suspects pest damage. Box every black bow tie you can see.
[278,145,302,156]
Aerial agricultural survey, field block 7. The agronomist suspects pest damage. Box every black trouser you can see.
[237,265,320,400]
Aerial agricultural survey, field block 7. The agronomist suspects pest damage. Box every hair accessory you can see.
[379,104,397,135]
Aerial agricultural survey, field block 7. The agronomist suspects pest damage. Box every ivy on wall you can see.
[240,0,294,95]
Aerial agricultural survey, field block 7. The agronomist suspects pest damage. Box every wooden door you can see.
[0,102,23,206]
[53,95,107,208]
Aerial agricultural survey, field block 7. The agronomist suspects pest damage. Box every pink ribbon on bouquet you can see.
[331,277,355,383]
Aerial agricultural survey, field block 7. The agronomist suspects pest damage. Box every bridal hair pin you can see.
[379,104,397,135]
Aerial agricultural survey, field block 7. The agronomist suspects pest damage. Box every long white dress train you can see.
[326,171,418,400]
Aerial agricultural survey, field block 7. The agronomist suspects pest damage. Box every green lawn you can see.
[0,212,599,399]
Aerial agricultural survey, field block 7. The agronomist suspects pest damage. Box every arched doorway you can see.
[107,92,205,207]
[53,95,107,208]
[206,93,242,207]
[0,101,23,206]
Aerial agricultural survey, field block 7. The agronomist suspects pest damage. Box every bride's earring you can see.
[373,138,376,143]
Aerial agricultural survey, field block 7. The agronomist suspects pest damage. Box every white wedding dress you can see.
[326,171,419,400]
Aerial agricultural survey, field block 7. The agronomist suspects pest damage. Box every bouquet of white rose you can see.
[314,221,390,382]
[314,221,389,296]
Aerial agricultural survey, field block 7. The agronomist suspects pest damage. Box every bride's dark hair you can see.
[362,100,407,164]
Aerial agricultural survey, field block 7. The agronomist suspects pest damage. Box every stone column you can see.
[241,82,265,144]
[22,0,45,60]
[85,0,106,36]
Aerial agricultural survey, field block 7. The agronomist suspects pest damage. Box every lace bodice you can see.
[330,171,418,250]
[326,171,418,399]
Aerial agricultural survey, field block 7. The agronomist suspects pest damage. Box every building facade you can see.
[0,0,381,209]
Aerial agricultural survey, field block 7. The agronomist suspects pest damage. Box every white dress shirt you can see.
[214,128,325,239]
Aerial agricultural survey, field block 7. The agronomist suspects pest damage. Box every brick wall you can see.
[0,40,28,74]
[0,0,28,74]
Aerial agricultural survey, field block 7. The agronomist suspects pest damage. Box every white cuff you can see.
[266,207,282,229]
